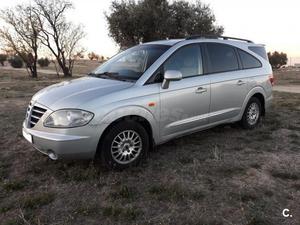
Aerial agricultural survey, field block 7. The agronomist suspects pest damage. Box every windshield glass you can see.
[92,44,170,81]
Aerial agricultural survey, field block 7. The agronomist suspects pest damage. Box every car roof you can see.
[142,39,184,46]
[142,37,264,48]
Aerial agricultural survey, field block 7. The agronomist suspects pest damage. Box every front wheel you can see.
[100,120,149,170]
[240,97,262,129]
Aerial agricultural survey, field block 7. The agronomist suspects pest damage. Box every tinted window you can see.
[238,49,262,69]
[207,43,239,73]
[248,46,268,60]
[164,44,202,78]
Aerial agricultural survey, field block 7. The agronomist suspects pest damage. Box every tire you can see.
[100,120,149,170]
[240,97,262,129]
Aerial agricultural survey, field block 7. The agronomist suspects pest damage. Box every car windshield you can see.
[90,44,170,82]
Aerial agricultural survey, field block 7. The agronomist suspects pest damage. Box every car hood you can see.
[32,77,134,110]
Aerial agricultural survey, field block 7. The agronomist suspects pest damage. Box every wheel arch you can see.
[251,92,265,116]
[95,107,158,157]
[238,86,267,120]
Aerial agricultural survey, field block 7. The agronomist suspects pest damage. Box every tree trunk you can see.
[62,66,71,77]
[32,63,37,78]
[56,57,72,77]
[28,65,37,78]
[32,50,38,78]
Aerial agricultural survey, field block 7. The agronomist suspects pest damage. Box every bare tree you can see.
[33,0,85,77]
[0,4,40,77]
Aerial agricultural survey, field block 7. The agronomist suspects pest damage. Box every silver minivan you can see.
[22,36,273,169]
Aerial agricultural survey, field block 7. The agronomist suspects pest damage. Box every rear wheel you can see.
[100,120,149,170]
[241,97,262,129]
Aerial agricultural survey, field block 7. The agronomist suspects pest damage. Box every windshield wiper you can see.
[88,72,125,81]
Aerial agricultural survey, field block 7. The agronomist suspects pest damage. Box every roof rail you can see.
[185,35,253,43]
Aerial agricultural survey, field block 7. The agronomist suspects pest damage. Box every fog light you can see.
[48,150,58,160]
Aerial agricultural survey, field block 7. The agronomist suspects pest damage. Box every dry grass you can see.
[274,68,300,85]
[40,59,101,75]
[0,65,299,225]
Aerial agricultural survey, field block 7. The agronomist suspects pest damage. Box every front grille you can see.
[26,103,47,128]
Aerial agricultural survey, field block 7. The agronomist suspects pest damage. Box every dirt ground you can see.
[0,63,299,225]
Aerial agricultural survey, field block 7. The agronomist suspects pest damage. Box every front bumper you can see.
[22,122,98,160]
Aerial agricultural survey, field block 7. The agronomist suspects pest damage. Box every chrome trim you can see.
[31,115,40,120]
[32,109,45,114]
[25,101,47,128]
[166,108,239,128]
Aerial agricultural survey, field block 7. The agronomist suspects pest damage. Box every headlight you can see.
[44,109,94,128]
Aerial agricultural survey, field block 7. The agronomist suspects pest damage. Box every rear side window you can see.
[248,46,268,60]
[238,49,262,69]
[206,43,239,73]
[164,44,203,78]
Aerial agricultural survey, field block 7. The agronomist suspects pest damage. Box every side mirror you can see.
[162,70,182,89]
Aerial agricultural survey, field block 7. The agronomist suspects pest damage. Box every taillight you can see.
[269,74,275,86]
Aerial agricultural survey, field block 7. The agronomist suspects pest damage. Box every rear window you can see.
[206,43,239,73]
[248,46,268,60]
[238,49,262,69]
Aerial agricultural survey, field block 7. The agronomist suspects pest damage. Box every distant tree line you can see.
[0,0,85,78]
[88,52,105,62]
[0,53,51,69]
[267,51,288,69]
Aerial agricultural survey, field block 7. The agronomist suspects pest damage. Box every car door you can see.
[159,44,211,139]
[204,43,250,123]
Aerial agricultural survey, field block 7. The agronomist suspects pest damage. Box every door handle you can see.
[195,87,207,94]
[237,80,246,86]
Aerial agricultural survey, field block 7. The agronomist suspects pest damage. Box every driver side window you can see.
[164,44,203,78]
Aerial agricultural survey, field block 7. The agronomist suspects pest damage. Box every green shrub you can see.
[8,56,23,68]
[37,57,50,67]
[0,54,7,66]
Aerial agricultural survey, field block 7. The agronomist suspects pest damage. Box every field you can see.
[274,68,300,85]
[0,63,299,225]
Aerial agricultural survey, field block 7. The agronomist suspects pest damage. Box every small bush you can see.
[8,56,23,68]
[73,203,99,216]
[110,185,136,200]
[148,184,187,201]
[102,206,142,221]
[21,192,55,209]
[3,180,27,192]
[0,54,7,66]
[102,206,122,218]
[37,57,50,67]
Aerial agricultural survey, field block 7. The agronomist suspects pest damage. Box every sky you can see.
[0,0,300,63]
